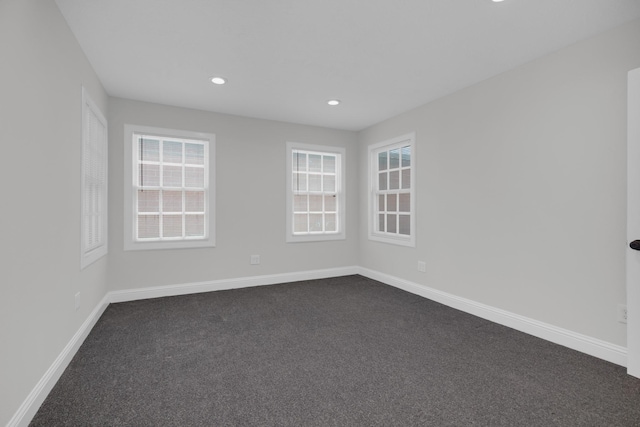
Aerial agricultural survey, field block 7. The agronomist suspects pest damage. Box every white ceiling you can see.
[55,0,640,131]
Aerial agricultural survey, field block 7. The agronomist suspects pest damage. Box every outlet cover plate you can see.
[618,304,628,324]
[417,261,426,273]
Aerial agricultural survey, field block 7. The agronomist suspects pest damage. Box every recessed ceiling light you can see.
[327,99,341,106]
[492,0,505,2]
[210,77,226,85]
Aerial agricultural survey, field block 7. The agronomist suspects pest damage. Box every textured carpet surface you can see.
[31,275,640,426]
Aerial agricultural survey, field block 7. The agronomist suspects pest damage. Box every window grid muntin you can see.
[135,134,208,242]
[292,149,339,235]
[374,144,412,237]
[81,88,108,268]
[83,108,106,251]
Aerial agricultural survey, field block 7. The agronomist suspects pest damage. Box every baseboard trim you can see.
[12,265,628,426]
[10,266,357,427]
[108,266,360,304]
[358,267,627,367]
[8,295,110,427]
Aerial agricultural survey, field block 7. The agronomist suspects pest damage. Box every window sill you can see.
[368,233,415,247]
[286,233,346,243]
[124,239,215,251]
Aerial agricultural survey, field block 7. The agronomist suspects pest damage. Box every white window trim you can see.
[286,142,346,243]
[124,124,216,251]
[368,132,416,247]
[81,87,108,269]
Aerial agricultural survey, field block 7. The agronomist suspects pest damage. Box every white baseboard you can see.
[108,266,359,303]
[7,295,110,427]
[358,267,628,367]
[11,265,628,427]
[10,266,357,427]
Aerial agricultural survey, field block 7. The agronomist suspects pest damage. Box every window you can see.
[81,87,108,268]
[124,125,215,250]
[286,142,345,242]
[369,133,415,246]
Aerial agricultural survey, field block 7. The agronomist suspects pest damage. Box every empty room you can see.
[3,0,640,425]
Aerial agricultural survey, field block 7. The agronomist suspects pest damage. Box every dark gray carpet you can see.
[31,275,640,426]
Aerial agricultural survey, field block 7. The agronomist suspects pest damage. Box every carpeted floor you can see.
[31,275,640,426]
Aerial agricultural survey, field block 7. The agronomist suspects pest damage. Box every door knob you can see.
[630,240,640,250]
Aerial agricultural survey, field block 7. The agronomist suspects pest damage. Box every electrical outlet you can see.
[75,292,81,311]
[417,261,426,273]
[618,304,627,324]
[250,255,260,265]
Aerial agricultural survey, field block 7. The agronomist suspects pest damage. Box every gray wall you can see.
[3,2,640,424]
[107,98,359,291]
[0,0,109,425]
[358,19,640,347]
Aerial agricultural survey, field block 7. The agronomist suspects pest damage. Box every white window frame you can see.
[368,132,416,247]
[81,87,108,269]
[286,142,346,243]
[124,124,215,251]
